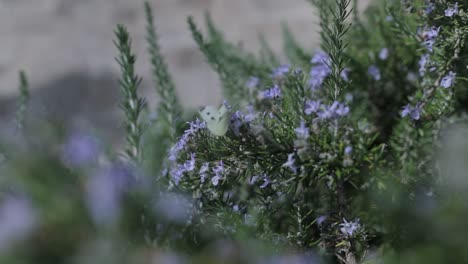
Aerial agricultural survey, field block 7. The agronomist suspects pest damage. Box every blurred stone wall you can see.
[0,0,368,142]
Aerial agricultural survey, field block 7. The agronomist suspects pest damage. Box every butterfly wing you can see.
[199,105,229,136]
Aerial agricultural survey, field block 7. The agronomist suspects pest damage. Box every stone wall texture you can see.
[0,0,368,141]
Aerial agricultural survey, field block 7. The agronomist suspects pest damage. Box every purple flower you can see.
[0,196,37,250]
[261,84,282,99]
[169,119,205,162]
[271,64,290,78]
[62,132,101,167]
[183,153,196,172]
[155,192,193,223]
[425,2,435,14]
[440,71,456,88]
[295,120,310,139]
[344,146,353,155]
[282,153,297,174]
[379,48,389,60]
[317,215,327,226]
[445,2,459,17]
[386,16,394,21]
[420,26,440,52]
[248,175,259,185]
[304,100,321,115]
[246,76,260,90]
[170,164,186,185]
[419,54,430,76]
[401,104,422,120]
[199,162,209,183]
[339,218,361,237]
[212,160,225,186]
[244,105,256,122]
[86,169,121,225]
[317,101,350,119]
[309,51,332,90]
[368,65,381,81]
[260,177,270,189]
[341,68,351,82]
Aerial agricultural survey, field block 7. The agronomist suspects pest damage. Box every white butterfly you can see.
[199,104,229,136]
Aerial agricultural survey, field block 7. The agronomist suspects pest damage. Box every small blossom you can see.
[295,120,310,139]
[339,218,361,237]
[0,196,37,250]
[368,65,381,81]
[212,160,225,186]
[401,104,422,121]
[282,153,297,174]
[379,48,389,60]
[248,175,259,185]
[425,2,435,15]
[261,84,282,99]
[341,67,351,82]
[309,51,332,90]
[260,176,270,189]
[418,54,430,76]
[420,26,440,52]
[385,15,394,21]
[155,193,193,223]
[183,153,196,172]
[317,101,350,119]
[169,119,206,162]
[445,2,459,17]
[271,64,290,78]
[345,93,354,103]
[62,132,101,167]
[305,100,321,115]
[316,215,327,226]
[246,76,260,90]
[199,163,209,183]
[244,105,256,122]
[344,146,353,155]
[440,71,456,88]
[170,164,186,185]
[233,205,239,212]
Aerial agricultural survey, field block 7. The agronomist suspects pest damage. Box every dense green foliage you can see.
[1,0,468,263]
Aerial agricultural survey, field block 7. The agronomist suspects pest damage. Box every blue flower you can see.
[341,67,351,82]
[271,64,290,78]
[183,153,196,172]
[317,101,350,119]
[62,132,101,167]
[199,162,209,183]
[344,146,353,155]
[379,48,389,60]
[304,100,321,115]
[339,218,361,237]
[425,2,435,14]
[440,71,456,88]
[418,54,430,76]
[260,176,270,189]
[211,160,225,186]
[282,153,297,174]
[401,104,422,120]
[309,51,332,90]
[295,120,310,139]
[368,65,381,81]
[0,196,37,250]
[445,2,459,17]
[420,26,440,52]
[246,76,260,90]
[261,84,282,99]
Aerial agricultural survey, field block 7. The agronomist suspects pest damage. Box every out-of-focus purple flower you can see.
[271,64,290,78]
[199,162,209,183]
[0,196,37,250]
[169,119,206,162]
[231,110,244,136]
[345,93,354,103]
[401,104,422,120]
[261,84,282,99]
[440,71,456,88]
[183,153,196,172]
[62,132,101,167]
[295,120,310,139]
[260,177,270,189]
[233,205,239,212]
[316,215,327,226]
[244,105,256,122]
[317,101,350,119]
[341,67,351,82]
[170,164,186,185]
[425,2,435,15]
[379,48,389,60]
[420,26,440,52]
[419,54,430,76]
[86,169,121,225]
[282,153,297,174]
[248,175,259,185]
[246,76,260,90]
[344,146,353,155]
[309,51,332,90]
[386,15,394,21]
[368,65,381,81]
[155,192,193,223]
[339,218,361,237]
[445,2,459,17]
[304,100,321,115]
[212,160,225,186]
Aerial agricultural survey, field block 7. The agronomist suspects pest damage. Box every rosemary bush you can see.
[1,0,468,263]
